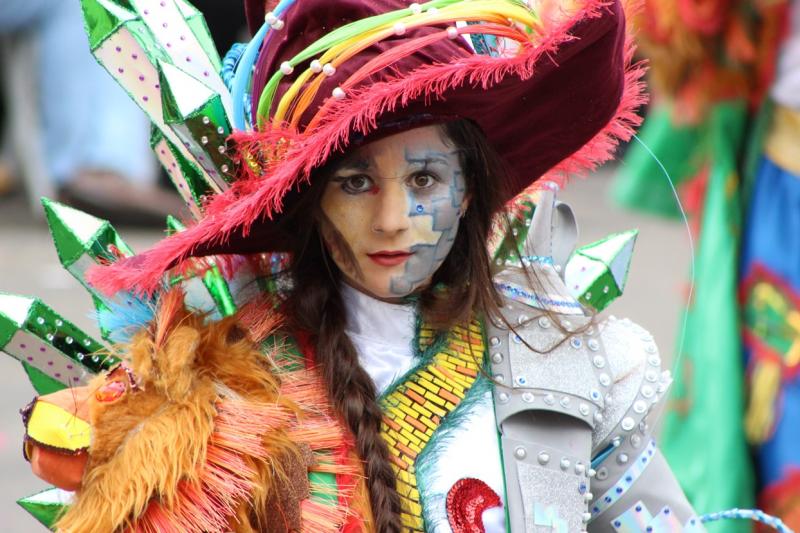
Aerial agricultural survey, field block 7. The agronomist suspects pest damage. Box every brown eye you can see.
[338,174,374,194]
[411,173,436,189]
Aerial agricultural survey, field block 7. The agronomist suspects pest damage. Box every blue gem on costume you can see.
[416,204,424,213]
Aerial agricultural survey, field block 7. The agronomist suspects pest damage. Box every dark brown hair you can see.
[276,120,511,530]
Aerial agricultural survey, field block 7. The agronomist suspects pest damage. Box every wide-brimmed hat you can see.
[87,0,645,296]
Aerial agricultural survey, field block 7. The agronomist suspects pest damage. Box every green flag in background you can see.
[661,101,755,532]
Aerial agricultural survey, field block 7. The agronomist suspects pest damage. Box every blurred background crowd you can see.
[0,0,799,531]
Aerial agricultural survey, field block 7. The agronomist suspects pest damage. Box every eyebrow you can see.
[334,157,371,172]
[405,150,457,166]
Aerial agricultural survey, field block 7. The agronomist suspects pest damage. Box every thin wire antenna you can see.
[629,133,696,377]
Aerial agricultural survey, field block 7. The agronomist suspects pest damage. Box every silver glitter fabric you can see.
[591,317,652,450]
[517,462,586,532]
[510,323,599,403]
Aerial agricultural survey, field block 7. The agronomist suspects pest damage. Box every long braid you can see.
[291,243,402,531]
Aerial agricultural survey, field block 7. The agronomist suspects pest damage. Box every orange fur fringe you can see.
[55,289,368,533]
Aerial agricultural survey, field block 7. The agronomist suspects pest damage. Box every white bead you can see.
[592,355,606,368]
[582,513,592,523]
[538,316,550,328]
[633,400,647,414]
[322,63,336,76]
[584,492,593,502]
[217,145,226,154]
[264,11,277,24]
[271,19,284,30]
[489,336,500,346]
[201,135,208,145]
[221,164,229,173]
[202,115,210,124]
[393,22,406,35]
[579,403,590,416]
[617,453,629,464]
[497,392,509,403]
[559,396,571,408]
[593,412,604,423]
[514,446,527,460]
[310,60,323,73]
[543,393,555,405]
[621,416,635,431]
[641,385,655,398]
[280,61,294,75]
[495,374,505,383]
[446,26,459,39]
[537,451,550,465]
[575,463,586,475]
[332,87,346,99]
[588,339,600,351]
[588,468,597,478]
[517,314,529,325]
[409,2,422,14]
[560,458,570,470]
[491,352,503,364]
[522,392,534,403]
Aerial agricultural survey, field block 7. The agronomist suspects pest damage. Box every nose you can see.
[372,181,410,234]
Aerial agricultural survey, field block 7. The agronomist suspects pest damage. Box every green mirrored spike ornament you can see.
[80,0,223,196]
[175,0,222,71]
[127,0,230,117]
[0,294,114,388]
[166,216,236,317]
[159,61,233,188]
[491,200,535,268]
[151,129,213,218]
[17,487,73,530]
[564,229,639,311]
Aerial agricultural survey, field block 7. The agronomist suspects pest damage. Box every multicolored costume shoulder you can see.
[0,0,794,531]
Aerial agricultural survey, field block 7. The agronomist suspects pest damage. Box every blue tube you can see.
[230,0,297,131]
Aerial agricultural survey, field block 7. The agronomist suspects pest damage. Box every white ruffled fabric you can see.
[342,284,505,532]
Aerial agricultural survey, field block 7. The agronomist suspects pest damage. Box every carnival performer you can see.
[2,0,794,532]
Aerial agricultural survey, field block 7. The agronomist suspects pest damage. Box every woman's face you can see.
[320,125,468,300]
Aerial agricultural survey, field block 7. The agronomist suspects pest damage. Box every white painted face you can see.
[320,125,469,300]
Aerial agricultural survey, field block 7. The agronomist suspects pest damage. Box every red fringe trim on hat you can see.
[87,0,646,297]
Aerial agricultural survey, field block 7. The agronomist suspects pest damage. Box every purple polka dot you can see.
[171,162,177,168]
[132,53,138,60]
[67,364,74,370]
[166,42,172,48]
[39,347,45,352]
[162,22,168,28]
[47,361,53,366]
[26,357,33,362]
[118,67,124,73]
[185,56,191,62]
[155,84,160,89]
[115,46,122,52]
[179,183,184,188]
[19,343,26,349]
[55,373,61,378]
[203,71,209,77]
[73,377,80,382]
[143,9,149,14]
[143,96,149,102]
[160,149,166,155]
[160,0,165,5]
[139,75,145,81]
[180,35,186,41]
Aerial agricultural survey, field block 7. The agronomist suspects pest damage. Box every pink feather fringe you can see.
[87,0,646,297]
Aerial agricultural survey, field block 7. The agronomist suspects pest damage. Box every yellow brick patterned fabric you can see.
[379,319,485,531]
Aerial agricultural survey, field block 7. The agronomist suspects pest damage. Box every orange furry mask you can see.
[55,289,363,533]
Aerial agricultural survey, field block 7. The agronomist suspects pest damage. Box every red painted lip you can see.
[367,250,413,267]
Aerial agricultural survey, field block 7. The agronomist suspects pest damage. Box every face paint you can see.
[320,125,468,300]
